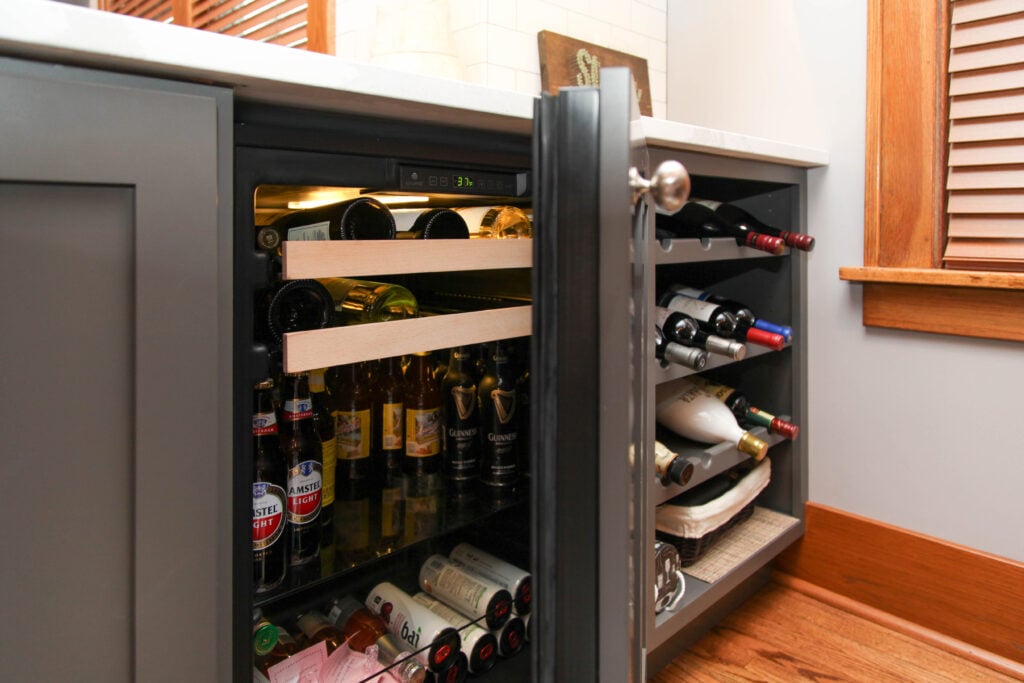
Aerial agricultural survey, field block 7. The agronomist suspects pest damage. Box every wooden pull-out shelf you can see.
[282,238,533,279]
[283,306,532,373]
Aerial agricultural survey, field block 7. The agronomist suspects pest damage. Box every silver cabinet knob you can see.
[629,160,691,212]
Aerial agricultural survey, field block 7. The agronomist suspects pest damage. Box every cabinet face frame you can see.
[0,57,234,681]
[642,147,809,672]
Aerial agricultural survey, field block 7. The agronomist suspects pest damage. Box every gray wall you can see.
[667,0,1024,562]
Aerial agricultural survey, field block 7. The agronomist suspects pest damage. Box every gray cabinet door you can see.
[0,57,232,682]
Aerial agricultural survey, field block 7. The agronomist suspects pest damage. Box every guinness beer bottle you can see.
[441,346,480,486]
[478,341,519,488]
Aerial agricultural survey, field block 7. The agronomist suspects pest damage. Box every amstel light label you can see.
[287,460,322,525]
[252,411,278,436]
[252,482,286,549]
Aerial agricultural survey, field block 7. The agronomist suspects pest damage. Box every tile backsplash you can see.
[336,0,666,118]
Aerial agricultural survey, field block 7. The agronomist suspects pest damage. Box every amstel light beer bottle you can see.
[280,373,322,567]
[252,378,287,593]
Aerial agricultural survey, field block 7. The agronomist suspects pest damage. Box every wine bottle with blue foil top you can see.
[665,285,793,344]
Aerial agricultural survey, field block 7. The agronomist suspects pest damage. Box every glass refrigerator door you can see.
[531,67,650,682]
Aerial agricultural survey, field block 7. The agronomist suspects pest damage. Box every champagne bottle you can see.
[273,196,396,241]
[654,439,695,487]
[655,326,708,370]
[700,198,815,251]
[393,208,470,239]
[665,285,793,343]
[655,306,746,359]
[656,202,785,255]
[320,277,419,325]
[656,379,769,460]
[686,376,799,440]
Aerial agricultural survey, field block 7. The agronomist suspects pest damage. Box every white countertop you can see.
[0,0,827,168]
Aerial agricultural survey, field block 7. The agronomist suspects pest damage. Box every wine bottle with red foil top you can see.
[660,289,785,350]
[655,326,708,371]
[701,199,815,252]
[655,306,746,360]
[687,376,799,440]
[666,285,793,343]
[655,201,785,255]
[656,379,769,460]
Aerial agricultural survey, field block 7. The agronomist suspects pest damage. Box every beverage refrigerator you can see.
[234,68,654,682]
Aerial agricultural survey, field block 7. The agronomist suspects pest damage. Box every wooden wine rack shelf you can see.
[283,306,532,373]
[282,238,533,279]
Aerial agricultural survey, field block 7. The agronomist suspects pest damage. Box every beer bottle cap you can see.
[255,378,274,390]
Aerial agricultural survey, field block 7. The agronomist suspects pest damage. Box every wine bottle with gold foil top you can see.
[686,376,799,440]
[331,362,373,482]
[655,379,769,460]
[403,352,442,476]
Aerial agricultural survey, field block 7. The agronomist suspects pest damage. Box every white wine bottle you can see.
[656,379,768,460]
[456,205,532,238]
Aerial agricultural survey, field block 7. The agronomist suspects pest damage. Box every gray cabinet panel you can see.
[0,58,232,682]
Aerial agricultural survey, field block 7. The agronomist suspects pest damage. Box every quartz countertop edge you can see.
[1,0,830,167]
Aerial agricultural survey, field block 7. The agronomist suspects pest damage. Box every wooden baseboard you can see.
[774,502,1024,667]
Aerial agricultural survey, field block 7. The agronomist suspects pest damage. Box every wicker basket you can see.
[655,458,770,567]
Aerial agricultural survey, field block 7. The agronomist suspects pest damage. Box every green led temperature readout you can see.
[399,164,525,196]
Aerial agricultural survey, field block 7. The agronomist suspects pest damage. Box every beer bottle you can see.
[252,378,288,593]
[334,475,377,568]
[294,610,346,655]
[478,341,519,488]
[308,368,336,545]
[441,346,480,486]
[280,372,322,567]
[373,355,406,480]
[377,466,405,557]
[403,472,442,546]
[403,352,442,476]
[327,595,428,683]
[331,362,373,481]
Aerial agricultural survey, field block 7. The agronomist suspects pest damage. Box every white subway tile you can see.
[465,62,489,85]
[452,25,488,66]
[516,69,543,95]
[487,0,517,29]
[635,0,667,12]
[518,0,569,36]
[630,1,666,41]
[449,0,488,31]
[548,0,589,14]
[485,63,519,91]
[487,25,540,73]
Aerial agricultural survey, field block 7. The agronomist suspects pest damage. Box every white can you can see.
[491,615,526,658]
[449,543,532,615]
[419,554,512,630]
[365,581,461,673]
[413,592,498,675]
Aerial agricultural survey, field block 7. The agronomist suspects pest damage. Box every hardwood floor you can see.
[650,577,1022,683]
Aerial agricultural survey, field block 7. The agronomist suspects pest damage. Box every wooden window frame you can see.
[839,0,1024,342]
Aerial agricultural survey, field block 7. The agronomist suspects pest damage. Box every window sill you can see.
[839,267,1024,342]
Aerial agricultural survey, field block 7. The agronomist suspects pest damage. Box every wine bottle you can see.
[655,380,768,460]
[665,285,793,343]
[262,279,335,344]
[686,376,799,440]
[700,198,815,251]
[656,202,785,255]
[653,439,695,487]
[456,205,532,239]
[393,208,470,239]
[273,196,396,241]
[655,327,708,370]
[319,277,419,325]
[660,290,785,349]
[655,306,746,359]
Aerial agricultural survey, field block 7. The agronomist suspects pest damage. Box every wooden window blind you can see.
[946,0,1024,271]
[99,0,333,54]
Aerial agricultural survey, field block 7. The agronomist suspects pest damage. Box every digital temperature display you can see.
[399,165,527,196]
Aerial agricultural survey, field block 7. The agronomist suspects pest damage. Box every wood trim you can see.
[774,503,1024,665]
[774,573,1024,680]
[307,0,334,54]
[864,0,948,269]
[861,281,1024,341]
[839,265,1024,289]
